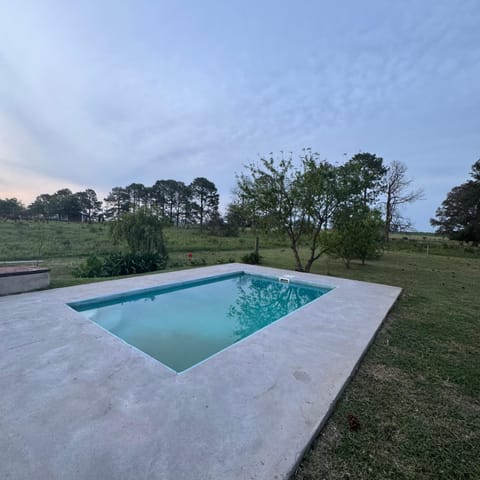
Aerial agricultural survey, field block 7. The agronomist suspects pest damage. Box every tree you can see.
[49,189,83,221]
[190,177,219,229]
[328,206,384,267]
[431,159,480,244]
[153,179,181,224]
[471,159,480,181]
[300,151,342,271]
[125,183,146,213]
[28,194,53,218]
[104,187,130,219]
[342,152,387,207]
[236,154,305,271]
[0,198,25,219]
[150,180,167,218]
[236,151,340,272]
[383,161,424,243]
[225,201,252,229]
[110,209,167,255]
[174,182,193,226]
[29,189,83,221]
[77,189,102,222]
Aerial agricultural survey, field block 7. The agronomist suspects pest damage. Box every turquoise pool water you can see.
[69,272,330,372]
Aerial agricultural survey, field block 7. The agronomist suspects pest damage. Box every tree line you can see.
[4,150,477,272]
[103,177,219,227]
[229,150,423,271]
[0,176,220,227]
[1,149,431,272]
[0,189,101,222]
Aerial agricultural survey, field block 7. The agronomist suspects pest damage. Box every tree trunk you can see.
[290,243,304,272]
[304,228,322,273]
[384,185,393,244]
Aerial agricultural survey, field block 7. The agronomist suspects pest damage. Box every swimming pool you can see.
[69,272,331,372]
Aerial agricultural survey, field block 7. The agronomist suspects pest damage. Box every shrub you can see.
[73,254,103,277]
[205,212,239,237]
[242,251,261,265]
[328,207,384,267]
[216,257,236,265]
[73,252,168,278]
[110,209,167,256]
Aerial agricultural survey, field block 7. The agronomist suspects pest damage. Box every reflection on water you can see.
[229,276,323,338]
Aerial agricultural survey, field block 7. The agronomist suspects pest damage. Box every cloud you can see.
[0,157,89,204]
[0,0,479,230]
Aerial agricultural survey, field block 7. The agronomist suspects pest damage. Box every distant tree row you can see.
[103,177,219,227]
[29,188,103,221]
[0,188,102,222]
[0,176,220,228]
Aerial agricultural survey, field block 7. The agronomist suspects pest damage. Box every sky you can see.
[0,0,479,231]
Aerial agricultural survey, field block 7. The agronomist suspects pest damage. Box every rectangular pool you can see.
[69,272,331,372]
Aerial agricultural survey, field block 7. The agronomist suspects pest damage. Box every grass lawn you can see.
[292,251,480,479]
[1,221,479,479]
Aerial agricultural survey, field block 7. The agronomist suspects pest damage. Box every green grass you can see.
[1,221,479,479]
[388,232,480,259]
[292,252,480,480]
[0,221,113,260]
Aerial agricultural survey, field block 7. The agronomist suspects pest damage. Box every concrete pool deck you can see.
[0,264,401,480]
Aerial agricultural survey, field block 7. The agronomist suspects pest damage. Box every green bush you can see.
[242,251,261,264]
[328,207,384,267]
[73,254,103,277]
[110,210,167,256]
[73,252,168,278]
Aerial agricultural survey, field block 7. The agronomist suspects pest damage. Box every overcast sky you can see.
[1,0,479,230]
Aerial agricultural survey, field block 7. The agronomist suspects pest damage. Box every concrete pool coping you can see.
[0,264,401,480]
[0,266,50,296]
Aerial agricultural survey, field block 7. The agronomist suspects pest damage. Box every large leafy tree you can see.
[0,198,25,219]
[77,189,103,221]
[342,152,387,207]
[237,154,305,270]
[236,151,341,272]
[297,151,342,271]
[57,190,83,221]
[28,193,54,218]
[431,159,480,244]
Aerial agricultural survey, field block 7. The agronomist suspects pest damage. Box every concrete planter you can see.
[0,267,50,296]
